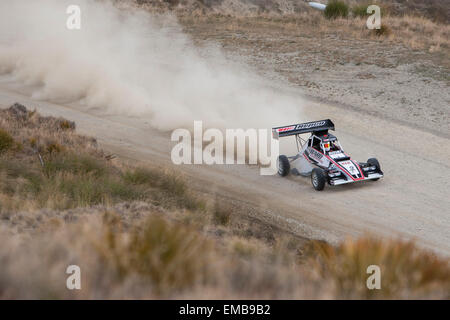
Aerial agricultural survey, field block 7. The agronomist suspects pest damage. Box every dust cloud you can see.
[0,0,304,130]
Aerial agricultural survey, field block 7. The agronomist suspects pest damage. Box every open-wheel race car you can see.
[272,119,383,191]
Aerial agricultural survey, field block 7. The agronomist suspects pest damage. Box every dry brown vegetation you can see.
[0,104,203,212]
[0,103,449,299]
[176,9,449,55]
[137,0,449,23]
[133,0,449,59]
[170,2,448,135]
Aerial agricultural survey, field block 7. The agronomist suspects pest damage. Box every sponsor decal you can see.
[339,160,360,176]
[294,121,326,130]
[329,151,346,159]
[309,148,323,160]
[274,120,329,135]
[277,126,295,133]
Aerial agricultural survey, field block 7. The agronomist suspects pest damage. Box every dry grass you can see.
[0,103,449,299]
[0,104,204,212]
[307,237,450,299]
[374,24,391,37]
[324,1,349,20]
[0,204,448,299]
[0,150,203,211]
[0,128,14,154]
[94,213,214,295]
[163,0,449,57]
[178,12,450,80]
[138,0,449,23]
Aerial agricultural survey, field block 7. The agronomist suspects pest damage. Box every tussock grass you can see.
[0,103,448,299]
[96,214,213,294]
[307,237,450,299]
[0,128,14,154]
[1,152,134,210]
[374,24,391,36]
[324,1,349,20]
[212,197,233,226]
[0,105,203,212]
[43,153,108,178]
[351,2,390,18]
[0,207,447,299]
[124,166,204,210]
[0,103,97,158]
[174,2,449,55]
[0,152,203,211]
[125,167,186,198]
[139,0,449,24]
[352,4,369,18]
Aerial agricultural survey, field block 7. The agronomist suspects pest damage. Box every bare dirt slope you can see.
[181,15,450,137]
[1,76,449,256]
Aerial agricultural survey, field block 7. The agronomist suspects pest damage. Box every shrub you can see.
[375,24,391,36]
[0,128,14,154]
[352,4,369,17]
[32,172,144,209]
[307,237,450,299]
[124,167,204,210]
[43,153,108,178]
[98,215,213,294]
[1,150,204,210]
[124,167,159,185]
[46,142,64,155]
[124,167,186,195]
[159,174,186,197]
[324,1,349,19]
[212,199,233,226]
[353,4,388,18]
[58,119,76,130]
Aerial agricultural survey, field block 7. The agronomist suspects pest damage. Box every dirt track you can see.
[1,76,449,256]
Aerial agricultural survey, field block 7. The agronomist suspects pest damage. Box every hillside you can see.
[135,0,449,23]
[0,103,449,298]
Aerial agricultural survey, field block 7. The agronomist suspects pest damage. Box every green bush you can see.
[0,128,14,154]
[352,4,369,17]
[125,167,186,196]
[212,199,233,226]
[353,4,386,18]
[1,147,204,211]
[324,1,349,19]
[124,167,159,185]
[124,167,203,210]
[43,153,108,178]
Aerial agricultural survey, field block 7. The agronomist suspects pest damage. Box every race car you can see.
[272,119,383,191]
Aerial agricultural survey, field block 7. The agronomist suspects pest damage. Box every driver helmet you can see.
[323,140,331,152]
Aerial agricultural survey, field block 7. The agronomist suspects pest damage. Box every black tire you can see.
[277,155,290,177]
[311,168,326,191]
[367,158,381,181]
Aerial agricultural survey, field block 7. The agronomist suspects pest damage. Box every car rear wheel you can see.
[311,168,326,191]
[277,155,290,177]
[367,158,381,181]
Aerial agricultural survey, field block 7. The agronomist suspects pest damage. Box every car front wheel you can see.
[311,168,326,191]
[367,158,381,181]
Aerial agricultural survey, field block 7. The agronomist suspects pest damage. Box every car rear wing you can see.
[272,119,335,138]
